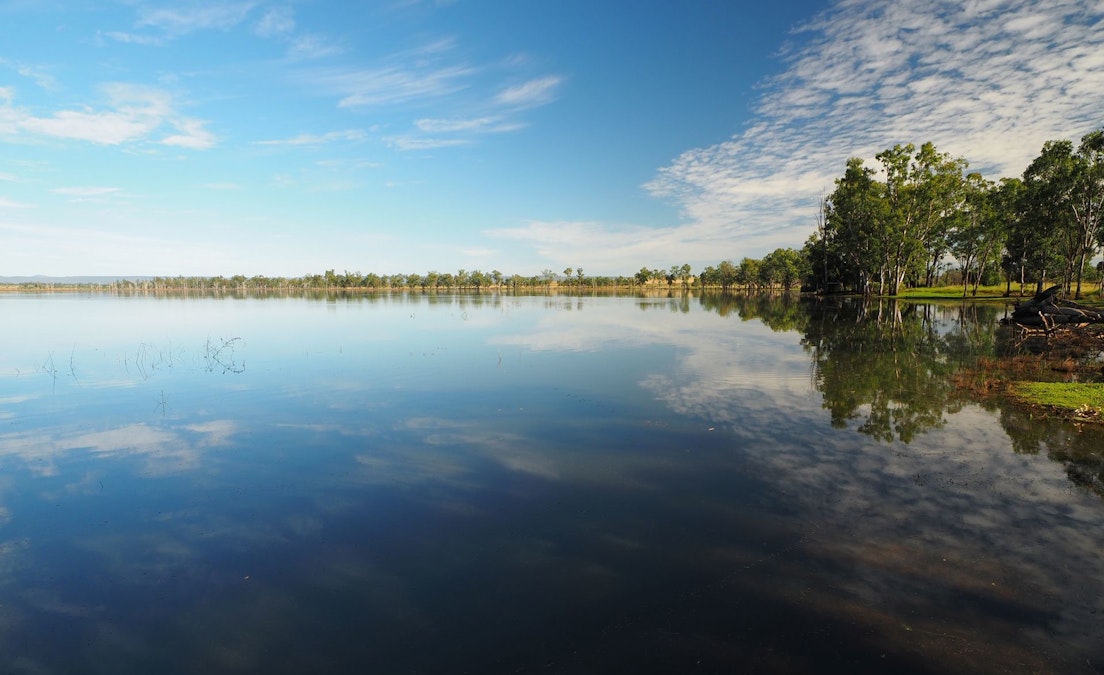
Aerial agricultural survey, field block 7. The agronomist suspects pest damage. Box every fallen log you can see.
[1002,285,1104,328]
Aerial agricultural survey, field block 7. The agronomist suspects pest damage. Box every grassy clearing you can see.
[897,284,1014,299]
[895,283,1103,302]
[1012,382,1104,411]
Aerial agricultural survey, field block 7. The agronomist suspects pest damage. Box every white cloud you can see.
[136,3,257,36]
[494,76,563,108]
[413,115,524,134]
[0,58,57,90]
[415,116,493,133]
[288,34,342,60]
[254,6,295,37]
[99,30,166,47]
[52,186,121,198]
[255,129,367,146]
[0,83,215,149]
[385,135,470,151]
[321,64,476,109]
[0,196,35,209]
[643,0,1104,259]
[160,117,216,149]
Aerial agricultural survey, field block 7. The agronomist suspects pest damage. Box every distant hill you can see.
[0,275,153,285]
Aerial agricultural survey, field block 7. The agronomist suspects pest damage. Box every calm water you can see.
[1,292,1102,674]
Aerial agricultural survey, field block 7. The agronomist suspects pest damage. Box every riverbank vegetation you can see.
[809,129,1104,300]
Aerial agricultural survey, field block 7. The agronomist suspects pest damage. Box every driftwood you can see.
[1002,285,1104,330]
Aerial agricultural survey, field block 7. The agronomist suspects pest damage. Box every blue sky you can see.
[2,0,1103,278]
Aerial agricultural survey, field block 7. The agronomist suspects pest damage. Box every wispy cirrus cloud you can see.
[0,83,215,149]
[51,186,121,198]
[0,196,35,209]
[0,58,58,90]
[253,6,295,37]
[298,35,561,150]
[135,2,257,36]
[641,0,1104,258]
[255,129,367,146]
[319,63,477,109]
[494,76,563,108]
[288,34,343,60]
[414,116,523,134]
[384,135,470,151]
[99,30,166,47]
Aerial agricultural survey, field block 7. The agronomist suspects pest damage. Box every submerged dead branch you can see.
[204,336,245,374]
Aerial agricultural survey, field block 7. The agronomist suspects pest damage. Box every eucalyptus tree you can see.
[823,156,887,293]
[760,248,806,291]
[948,173,1001,297]
[1021,140,1080,294]
[1070,130,1104,296]
[678,263,692,287]
[875,142,969,296]
[733,257,758,290]
[716,259,738,291]
[698,265,717,287]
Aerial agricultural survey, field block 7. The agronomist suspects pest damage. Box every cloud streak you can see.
[255,129,367,146]
[643,0,1104,258]
[0,83,215,148]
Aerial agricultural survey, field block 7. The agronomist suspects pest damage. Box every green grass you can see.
[1012,382,1104,412]
[896,283,1103,302]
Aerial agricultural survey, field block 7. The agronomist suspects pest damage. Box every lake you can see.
[1,291,1102,674]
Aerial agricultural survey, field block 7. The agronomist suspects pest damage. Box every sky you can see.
[1,0,1103,278]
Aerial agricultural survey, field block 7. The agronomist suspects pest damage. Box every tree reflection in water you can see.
[700,292,1104,499]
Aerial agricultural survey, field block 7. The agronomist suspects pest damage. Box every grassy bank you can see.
[897,283,1103,301]
[1012,382,1104,421]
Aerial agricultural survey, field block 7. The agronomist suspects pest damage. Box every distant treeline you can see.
[5,129,1101,298]
[2,258,812,293]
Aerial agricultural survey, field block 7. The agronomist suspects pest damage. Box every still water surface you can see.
[1,292,1102,674]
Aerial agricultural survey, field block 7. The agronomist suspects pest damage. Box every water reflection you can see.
[0,292,1102,673]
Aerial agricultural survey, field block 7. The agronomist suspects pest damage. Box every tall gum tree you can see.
[875,142,969,296]
[1022,130,1104,298]
[824,157,887,294]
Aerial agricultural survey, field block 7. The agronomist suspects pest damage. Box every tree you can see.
[948,173,1005,297]
[875,142,969,296]
[823,157,886,293]
[1071,130,1104,297]
[717,259,739,291]
[761,248,806,292]
[1021,141,1077,294]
